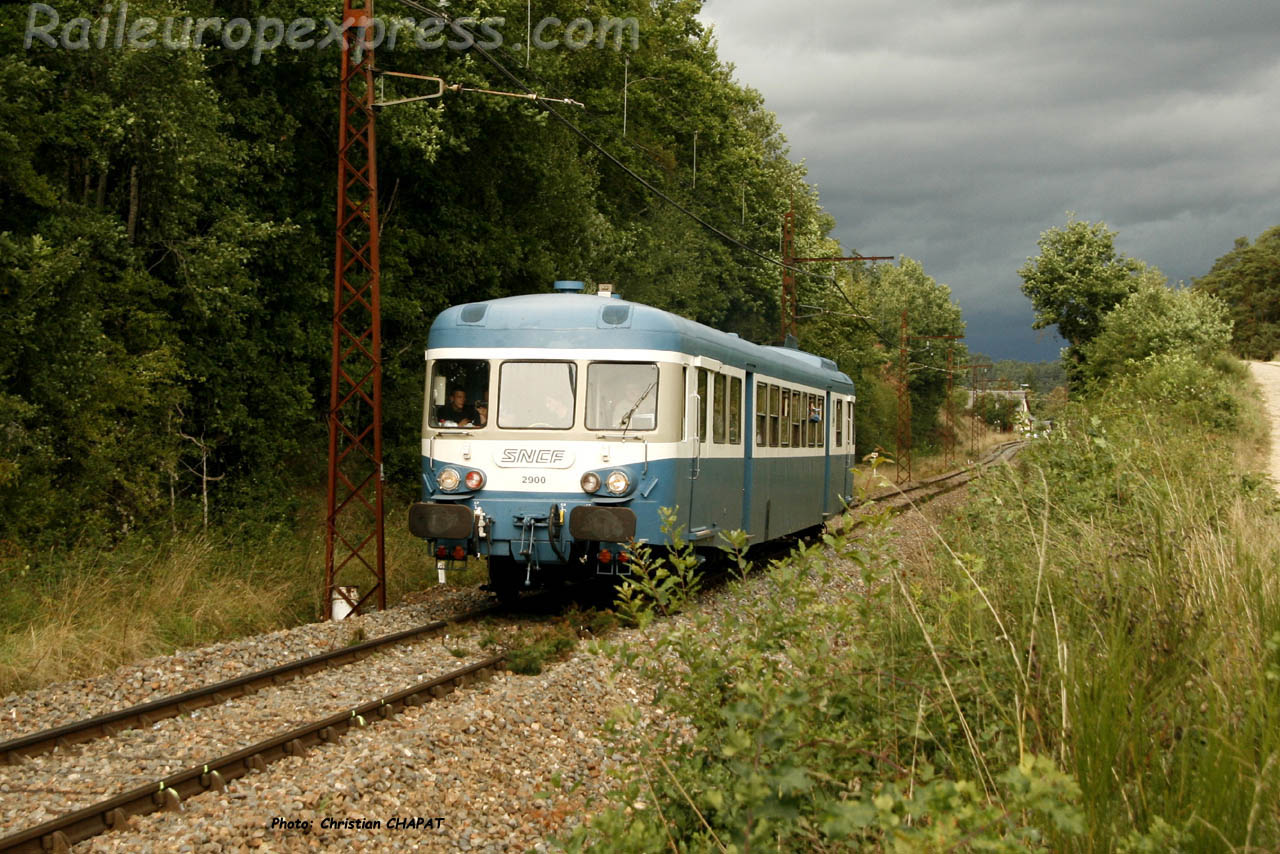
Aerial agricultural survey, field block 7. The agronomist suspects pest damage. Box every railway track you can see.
[0,440,1026,853]
[866,440,1025,510]
[0,597,535,854]
[0,605,505,767]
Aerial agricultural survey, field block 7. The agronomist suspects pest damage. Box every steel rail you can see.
[0,655,505,854]
[829,440,1026,534]
[0,602,503,765]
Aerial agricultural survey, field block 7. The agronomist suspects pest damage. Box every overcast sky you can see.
[700,0,1280,361]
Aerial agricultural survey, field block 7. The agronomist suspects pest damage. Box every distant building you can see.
[966,387,1030,418]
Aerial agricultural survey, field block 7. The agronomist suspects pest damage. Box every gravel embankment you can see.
[82,652,664,853]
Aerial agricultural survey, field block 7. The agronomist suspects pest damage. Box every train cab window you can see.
[756,382,767,446]
[497,361,576,429]
[586,362,657,431]
[696,369,709,442]
[729,377,742,444]
[791,390,803,448]
[429,359,490,428]
[809,397,825,447]
[835,400,844,446]
[768,385,781,447]
[713,373,727,444]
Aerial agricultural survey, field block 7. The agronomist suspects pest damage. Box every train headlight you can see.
[580,472,601,494]
[465,470,485,490]
[437,467,461,491]
[605,470,631,495]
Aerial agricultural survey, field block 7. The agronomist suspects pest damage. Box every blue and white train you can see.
[408,280,856,598]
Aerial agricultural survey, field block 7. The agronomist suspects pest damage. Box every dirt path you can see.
[1247,361,1280,482]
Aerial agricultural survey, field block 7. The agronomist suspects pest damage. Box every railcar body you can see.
[408,282,856,598]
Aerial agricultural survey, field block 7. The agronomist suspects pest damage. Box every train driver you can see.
[437,388,479,427]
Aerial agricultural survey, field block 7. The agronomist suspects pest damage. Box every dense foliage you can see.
[802,256,967,457]
[1081,277,1232,385]
[1018,217,1147,378]
[1,0,918,545]
[1193,225,1280,360]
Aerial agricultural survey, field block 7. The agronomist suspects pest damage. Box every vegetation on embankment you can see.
[570,352,1278,849]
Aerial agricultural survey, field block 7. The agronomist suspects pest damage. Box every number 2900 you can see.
[521,475,547,485]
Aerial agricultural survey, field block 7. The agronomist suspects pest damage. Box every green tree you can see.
[801,256,965,456]
[1082,277,1231,384]
[1018,216,1144,374]
[1193,226,1280,360]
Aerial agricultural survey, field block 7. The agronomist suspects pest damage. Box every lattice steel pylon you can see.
[943,346,956,468]
[325,0,386,619]
[778,202,892,344]
[895,311,912,483]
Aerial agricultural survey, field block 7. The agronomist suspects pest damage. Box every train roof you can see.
[428,293,855,392]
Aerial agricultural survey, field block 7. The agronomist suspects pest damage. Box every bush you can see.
[971,393,1023,431]
[1107,350,1240,428]
[1083,280,1231,385]
[564,475,1084,851]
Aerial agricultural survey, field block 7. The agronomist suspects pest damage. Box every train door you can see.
[684,365,715,538]
[843,397,855,502]
[823,391,833,516]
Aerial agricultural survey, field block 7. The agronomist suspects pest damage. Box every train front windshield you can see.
[427,358,659,432]
[498,362,577,429]
[586,362,657,431]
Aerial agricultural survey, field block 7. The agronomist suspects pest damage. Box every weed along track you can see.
[840,440,1026,529]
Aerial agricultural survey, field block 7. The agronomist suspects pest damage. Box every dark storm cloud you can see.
[702,0,1280,360]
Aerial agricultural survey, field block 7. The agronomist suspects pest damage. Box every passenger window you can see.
[810,397,825,447]
[836,399,844,446]
[756,382,767,446]
[696,369,708,442]
[713,373,727,444]
[429,359,490,428]
[769,385,781,447]
[729,377,742,445]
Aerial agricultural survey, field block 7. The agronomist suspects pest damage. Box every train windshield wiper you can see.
[618,381,657,436]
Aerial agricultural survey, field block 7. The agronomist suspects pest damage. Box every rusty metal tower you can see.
[895,311,911,482]
[894,312,962,482]
[326,0,386,619]
[965,363,992,458]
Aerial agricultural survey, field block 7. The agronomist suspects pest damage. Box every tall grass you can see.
[0,496,442,695]
[569,358,1278,851]
[934,369,1280,849]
